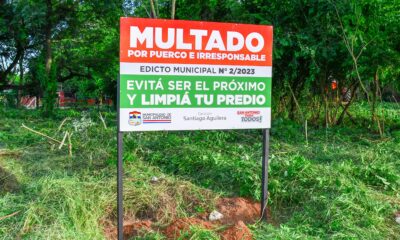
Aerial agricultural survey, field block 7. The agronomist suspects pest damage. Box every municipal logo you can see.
[237,110,262,123]
[128,111,142,126]
[143,113,172,124]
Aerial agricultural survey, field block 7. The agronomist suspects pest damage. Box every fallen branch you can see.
[99,112,107,129]
[21,124,62,144]
[57,118,69,132]
[0,211,20,221]
[58,131,68,150]
[67,132,73,157]
[0,150,21,157]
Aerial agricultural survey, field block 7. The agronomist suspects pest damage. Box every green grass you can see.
[0,104,399,239]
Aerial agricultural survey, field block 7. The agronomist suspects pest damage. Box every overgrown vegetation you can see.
[1,0,399,238]
[0,105,399,239]
[1,0,399,129]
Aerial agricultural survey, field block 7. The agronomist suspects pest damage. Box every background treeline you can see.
[1,0,399,125]
[1,1,400,239]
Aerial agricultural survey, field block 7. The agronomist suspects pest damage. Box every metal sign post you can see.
[117,133,123,239]
[261,128,270,220]
[117,76,124,240]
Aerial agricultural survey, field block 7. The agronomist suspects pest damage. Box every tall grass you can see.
[0,104,399,239]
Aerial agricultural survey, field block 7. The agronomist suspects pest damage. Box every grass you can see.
[0,104,399,239]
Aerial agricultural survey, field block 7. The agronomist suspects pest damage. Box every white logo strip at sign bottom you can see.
[120,108,271,131]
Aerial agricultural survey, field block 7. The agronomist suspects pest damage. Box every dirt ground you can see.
[0,165,20,194]
[220,221,252,240]
[104,197,266,240]
[164,218,214,239]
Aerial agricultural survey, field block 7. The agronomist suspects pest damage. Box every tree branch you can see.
[149,0,157,18]
[171,0,176,19]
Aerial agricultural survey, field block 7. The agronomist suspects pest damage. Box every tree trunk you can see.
[17,52,24,108]
[371,71,377,124]
[45,0,52,75]
[149,0,157,18]
[42,0,57,116]
[372,69,383,137]
[0,46,23,88]
[336,82,359,125]
[171,0,176,19]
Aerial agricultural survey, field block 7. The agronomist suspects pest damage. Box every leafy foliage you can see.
[1,0,398,123]
[0,1,399,239]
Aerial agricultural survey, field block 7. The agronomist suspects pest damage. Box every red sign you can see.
[120,18,273,66]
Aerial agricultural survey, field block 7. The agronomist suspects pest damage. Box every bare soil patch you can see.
[216,197,261,225]
[220,221,252,240]
[164,218,214,239]
[104,219,153,240]
[103,197,265,240]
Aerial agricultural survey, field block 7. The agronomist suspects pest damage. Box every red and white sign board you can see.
[119,18,273,131]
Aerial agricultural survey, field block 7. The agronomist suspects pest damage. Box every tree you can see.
[331,0,400,132]
[0,1,28,90]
